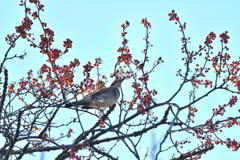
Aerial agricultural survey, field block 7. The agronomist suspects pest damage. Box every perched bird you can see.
[66,78,125,109]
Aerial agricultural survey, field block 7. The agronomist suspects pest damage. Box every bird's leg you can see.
[96,109,105,116]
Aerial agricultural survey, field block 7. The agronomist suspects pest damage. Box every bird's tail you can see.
[65,100,82,108]
[65,100,92,109]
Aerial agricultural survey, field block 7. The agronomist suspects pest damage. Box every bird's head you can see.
[110,77,125,88]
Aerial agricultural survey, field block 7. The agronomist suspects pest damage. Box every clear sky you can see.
[1,0,239,159]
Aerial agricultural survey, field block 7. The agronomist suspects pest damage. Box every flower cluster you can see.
[226,138,240,151]
[117,53,132,64]
[220,31,230,44]
[213,106,225,116]
[228,61,240,90]
[15,17,33,38]
[138,75,149,83]
[5,33,18,46]
[94,58,103,67]
[48,49,61,62]
[191,76,213,88]
[168,10,180,22]
[120,20,129,30]
[100,119,105,128]
[117,21,132,65]
[188,106,198,119]
[212,96,238,116]
[223,119,239,128]
[38,58,80,87]
[32,11,38,19]
[39,28,54,53]
[69,59,80,68]
[40,64,51,74]
[131,82,154,114]
[67,128,73,138]
[140,18,152,28]
[228,96,238,107]
[83,62,94,77]
[29,0,44,11]
[204,32,216,45]
[63,38,73,49]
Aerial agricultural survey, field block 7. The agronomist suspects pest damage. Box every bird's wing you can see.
[88,87,113,100]
[65,87,114,108]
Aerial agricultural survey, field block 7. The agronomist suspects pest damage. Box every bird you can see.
[65,78,125,109]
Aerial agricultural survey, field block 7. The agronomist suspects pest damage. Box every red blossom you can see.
[204,32,216,45]
[220,31,230,44]
[117,47,129,53]
[44,28,54,37]
[68,148,78,160]
[63,38,72,48]
[83,62,94,77]
[32,11,38,19]
[224,120,238,128]
[143,94,152,106]
[228,61,240,90]
[61,66,74,85]
[228,96,238,107]
[100,119,105,128]
[118,53,132,64]
[29,0,44,10]
[121,21,130,29]
[168,10,180,22]
[39,28,55,52]
[15,17,33,36]
[214,107,225,116]
[29,0,39,4]
[40,64,51,73]
[188,106,198,118]
[138,104,145,114]
[19,81,27,89]
[226,138,240,151]
[204,140,214,146]
[140,18,152,28]
[132,83,141,96]
[94,58,102,67]
[138,75,149,82]
[8,85,14,93]
[67,128,73,138]
[48,49,61,62]
[82,78,94,89]
[203,80,213,88]
[70,59,80,68]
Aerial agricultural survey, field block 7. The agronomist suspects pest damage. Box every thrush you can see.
[66,78,124,109]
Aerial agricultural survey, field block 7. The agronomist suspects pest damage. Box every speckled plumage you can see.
[66,78,124,109]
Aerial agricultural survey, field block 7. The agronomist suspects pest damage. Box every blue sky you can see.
[1,0,240,159]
